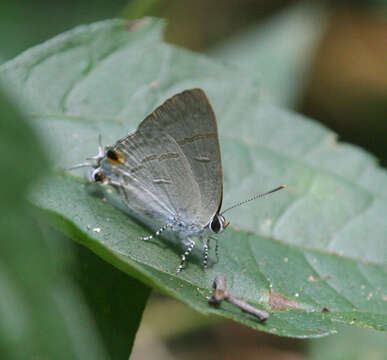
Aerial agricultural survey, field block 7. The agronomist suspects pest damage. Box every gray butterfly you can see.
[73,89,284,273]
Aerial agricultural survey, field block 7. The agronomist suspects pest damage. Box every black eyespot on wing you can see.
[106,149,123,165]
[210,215,221,233]
[107,149,118,161]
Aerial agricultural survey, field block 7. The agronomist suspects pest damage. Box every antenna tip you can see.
[280,185,287,189]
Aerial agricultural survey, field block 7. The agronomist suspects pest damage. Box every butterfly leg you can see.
[203,238,209,270]
[215,238,219,263]
[141,223,172,241]
[209,236,220,264]
[177,238,195,273]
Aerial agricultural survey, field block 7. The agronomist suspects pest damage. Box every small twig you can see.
[208,275,269,322]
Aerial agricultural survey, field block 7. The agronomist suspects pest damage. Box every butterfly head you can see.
[69,135,110,183]
[90,168,109,185]
[209,213,229,234]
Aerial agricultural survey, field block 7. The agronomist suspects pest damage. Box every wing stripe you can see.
[177,133,216,145]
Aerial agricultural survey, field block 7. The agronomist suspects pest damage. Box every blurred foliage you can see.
[0,0,129,61]
[124,0,163,20]
[308,325,387,360]
[209,2,328,108]
[56,230,152,359]
[0,88,107,359]
[157,0,297,51]
[0,86,150,358]
[301,9,387,166]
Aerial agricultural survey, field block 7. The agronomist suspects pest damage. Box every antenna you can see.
[68,135,105,171]
[68,162,93,170]
[221,185,286,215]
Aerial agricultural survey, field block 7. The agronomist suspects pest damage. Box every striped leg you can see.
[141,223,171,241]
[177,239,195,273]
[203,238,209,270]
[209,236,220,264]
[215,238,219,263]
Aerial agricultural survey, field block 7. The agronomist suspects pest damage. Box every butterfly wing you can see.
[136,89,223,226]
[102,89,222,229]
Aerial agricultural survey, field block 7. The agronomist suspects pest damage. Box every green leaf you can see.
[0,18,386,338]
[208,2,328,108]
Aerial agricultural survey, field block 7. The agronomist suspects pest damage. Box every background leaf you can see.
[308,325,387,360]
[208,2,328,108]
[51,229,152,359]
[0,0,130,62]
[0,18,386,338]
[0,88,107,359]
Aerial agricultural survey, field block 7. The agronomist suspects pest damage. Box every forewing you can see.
[137,89,222,226]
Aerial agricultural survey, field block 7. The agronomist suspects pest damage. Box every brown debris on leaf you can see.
[269,291,300,311]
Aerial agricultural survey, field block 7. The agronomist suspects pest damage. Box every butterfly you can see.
[72,89,285,273]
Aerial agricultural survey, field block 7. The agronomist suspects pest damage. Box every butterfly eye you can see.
[92,169,105,183]
[210,215,222,233]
